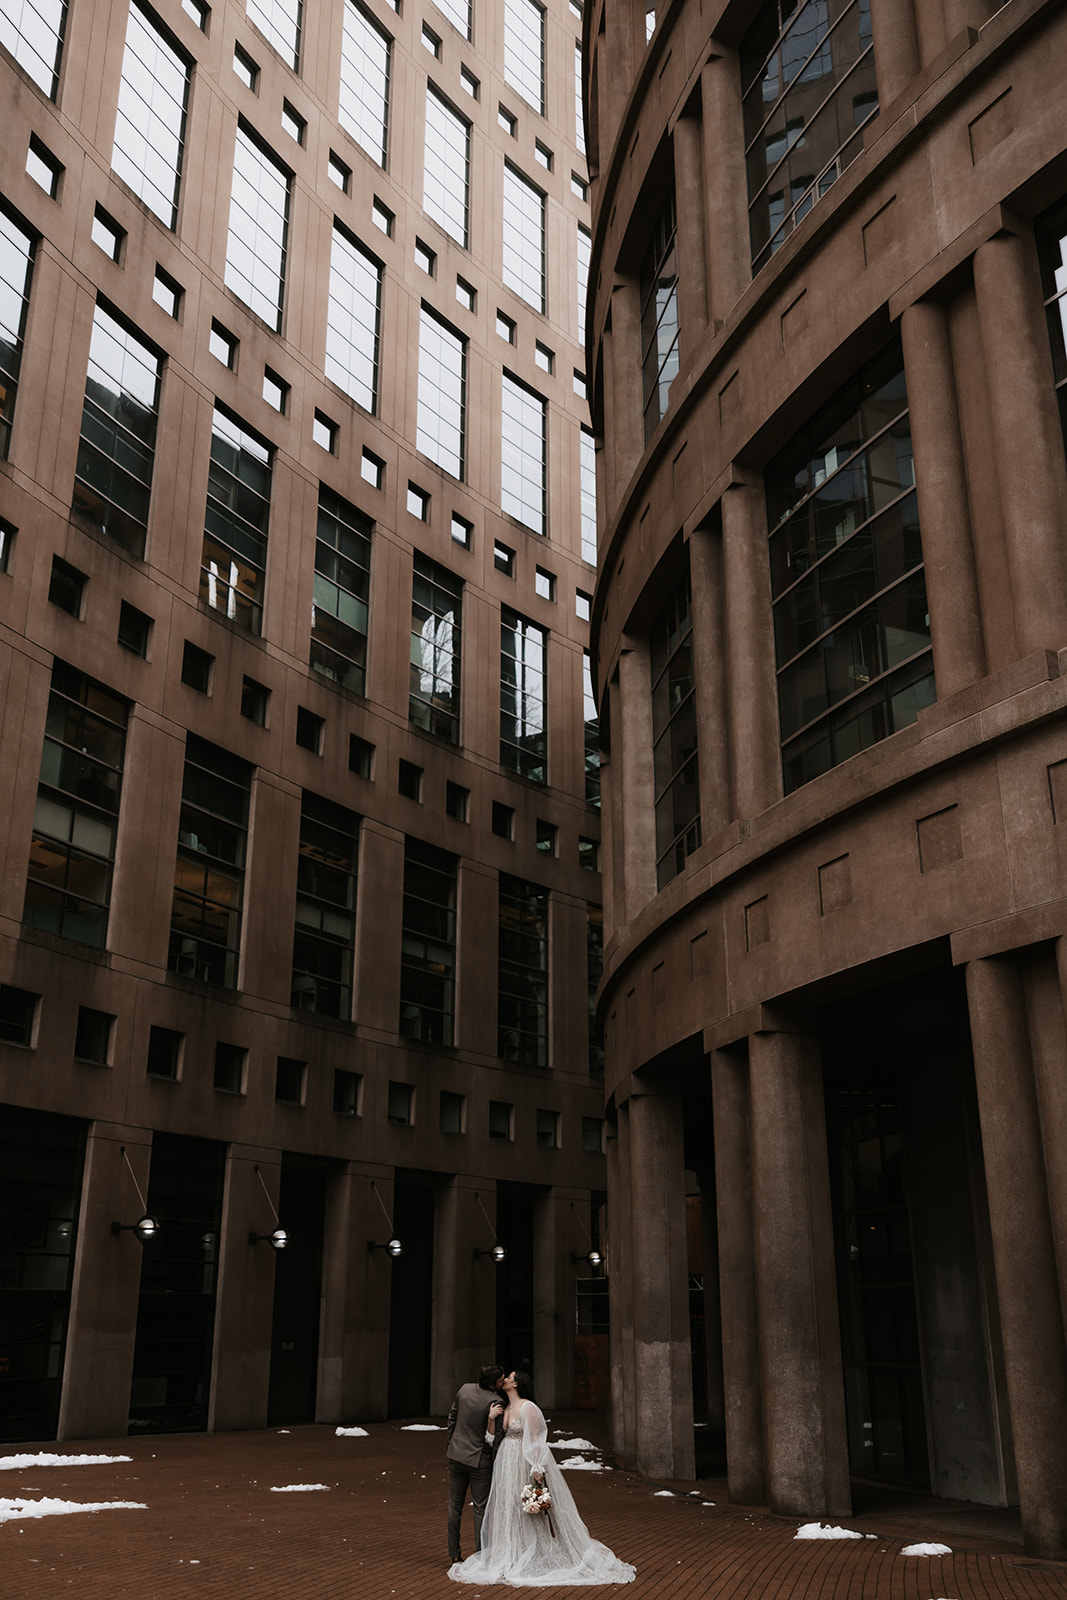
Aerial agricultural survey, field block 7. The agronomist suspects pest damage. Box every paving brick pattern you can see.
[1,1419,1063,1600]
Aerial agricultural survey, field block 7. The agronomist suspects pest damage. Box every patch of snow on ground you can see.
[795,1522,865,1540]
[0,1497,147,1523]
[652,1490,675,1497]
[0,1454,133,1471]
[335,1426,369,1437]
[557,1458,603,1471]
[400,1424,442,1431]
[901,1543,952,1557]
[270,1484,330,1493]
[549,1438,595,1451]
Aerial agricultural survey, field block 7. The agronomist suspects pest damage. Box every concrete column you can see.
[710,1047,765,1504]
[628,1086,695,1480]
[209,1146,280,1431]
[617,639,658,918]
[598,3,634,162]
[721,479,781,820]
[900,299,986,695]
[607,1107,637,1465]
[972,231,1067,657]
[533,1187,586,1408]
[966,955,1067,1558]
[599,321,618,521]
[598,739,617,945]
[317,1164,394,1422]
[610,280,646,491]
[1047,944,1067,1328]
[59,1123,153,1440]
[869,0,920,107]
[700,54,751,326]
[673,111,709,359]
[749,1030,850,1516]
[687,520,731,834]
[431,1177,498,1414]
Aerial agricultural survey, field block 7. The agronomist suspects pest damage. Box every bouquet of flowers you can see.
[521,1479,556,1536]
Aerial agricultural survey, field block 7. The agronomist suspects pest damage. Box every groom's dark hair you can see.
[479,1364,505,1390]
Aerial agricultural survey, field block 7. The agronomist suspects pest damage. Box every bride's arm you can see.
[521,1401,551,1479]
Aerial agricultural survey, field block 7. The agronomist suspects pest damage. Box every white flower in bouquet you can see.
[521,1480,553,1515]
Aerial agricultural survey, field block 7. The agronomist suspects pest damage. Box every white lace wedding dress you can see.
[448,1401,635,1587]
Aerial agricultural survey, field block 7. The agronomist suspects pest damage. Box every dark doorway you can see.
[267,1157,326,1424]
[495,1183,535,1377]
[387,1169,436,1416]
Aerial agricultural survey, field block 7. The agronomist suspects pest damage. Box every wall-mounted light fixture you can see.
[570,1201,602,1274]
[472,1192,507,1263]
[367,1179,403,1258]
[110,1146,160,1244]
[248,1165,288,1250]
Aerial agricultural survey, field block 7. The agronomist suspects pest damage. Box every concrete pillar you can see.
[628,1086,695,1480]
[869,0,920,107]
[598,2,634,163]
[721,478,781,820]
[209,1146,280,1431]
[749,1030,850,1516]
[431,1177,498,1414]
[900,299,986,695]
[610,280,646,491]
[673,111,709,359]
[700,54,751,326]
[607,1107,637,1465]
[533,1187,585,1408]
[972,231,1067,657]
[59,1123,153,1440]
[617,639,658,919]
[687,520,731,835]
[317,1164,394,1422]
[1047,943,1067,1329]
[966,955,1067,1558]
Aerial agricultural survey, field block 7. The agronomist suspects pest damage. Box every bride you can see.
[448,1370,635,1587]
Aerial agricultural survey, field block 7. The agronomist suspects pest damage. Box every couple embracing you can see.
[445,1364,635,1586]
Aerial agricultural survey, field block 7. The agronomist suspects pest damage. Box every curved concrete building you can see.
[583,0,1067,1559]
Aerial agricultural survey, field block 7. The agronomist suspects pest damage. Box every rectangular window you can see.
[399,837,457,1045]
[587,903,603,1076]
[651,570,700,888]
[424,86,469,247]
[48,555,84,615]
[224,125,290,332]
[640,186,679,444]
[498,874,548,1066]
[0,985,39,1046]
[326,223,381,412]
[112,1,190,230]
[311,486,371,694]
[741,0,877,272]
[502,163,545,311]
[292,791,358,1018]
[500,608,546,783]
[536,1108,559,1147]
[489,1099,513,1139]
[2,0,68,96]
[504,0,544,115]
[583,649,600,807]
[334,1067,362,1115]
[434,0,470,38]
[247,0,301,69]
[24,662,128,949]
[577,224,591,343]
[0,202,34,460]
[276,1056,305,1104]
[410,554,462,742]
[440,1090,465,1133]
[501,371,546,535]
[767,340,932,793]
[1038,198,1067,464]
[580,426,596,564]
[170,735,251,987]
[339,0,390,168]
[388,1081,414,1124]
[72,303,161,558]
[416,306,465,478]
[146,1024,182,1079]
[574,41,585,157]
[201,405,272,633]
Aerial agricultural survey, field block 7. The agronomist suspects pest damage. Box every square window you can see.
[582,1116,604,1153]
[372,198,394,236]
[233,42,258,88]
[494,541,514,576]
[153,265,183,318]
[276,1055,306,1105]
[214,1041,246,1093]
[296,706,324,752]
[313,410,338,453]
[0,520,14,572]
[570,0,582,16]
[146,1024,182,1079]
[362,448,385,488]
[456,275,476,311]
[398,758,423,800]
[491,800,513,839]
[535,566,555,601]
[281,101,306,144]
[422,22,440,55]
[263,367,289,413]
[575,589,592,620]
[573,370,587,398]
[535,141,552,170]
[498,104,517,136]
[535,342,553,373]
[451,513,472,548]
[578,835,599,871]
[408,483,430,521]
[496,310,516,343]
[27,136,62,198]
[460,65,479,97]
[328,151,351,192]
[75,1006,114,1065]
[118,601,152,657]
[333,1067,362,1116]
[571,171,588,199]
[0,985,39,1047]
[388,1079,414,1124]
[415,238,436,276]
[183,0,208,24]
[210,320,238,369]
[48,557,85,617]
[349,733,375,777]
[535,819,557,854]
[181,640,214,693]
[536,1108,559,1148]
[488,1099,513,1140]
[440,1090,465,1134]
[445,780,469,820]
[240,675,269,725]
[92,206,125,263]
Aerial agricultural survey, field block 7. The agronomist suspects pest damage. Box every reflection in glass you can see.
[0,203,35,459]
[71,305,161,558]
[311,486,371,693]
[400,838,456,1044]
[424,85,469,247]
[326,224,381,411]
[200,406,272,634]
[498,874,548,1065]
[416,306,465,479]
[340,0,390,167]
[500,608,546,782]
[503,163,545,311]
[1,0,68,97]
[410,554,462,742]
[291,792,358,1017]
[224,126,290,332]
[112,2,189,229]
[504,0,544,115]
[501,371,546,535]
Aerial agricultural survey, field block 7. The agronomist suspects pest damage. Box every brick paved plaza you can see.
[1,1415,1063,1600]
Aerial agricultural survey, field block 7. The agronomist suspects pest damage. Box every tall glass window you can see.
[417,305,465,478]
[1,0,68,97]
[577,223,590,343]
[503,163,545,312]
[433,0,470,39]
[504,0,544,115]
[583,648,600,807]
[410,554,461,742]
[641,186,678,444]
[0,202,34,460]
[651,570,700,889]
[292,792,358,1017]
[579,426,596,564]
[501,608,546,783]
[24,663,128,948]
[311,486,371,694]
[741,0,877,272]
[170,736,252,988]
[326,223,381,411]
[498,874,548,1066]
[587,904,603,1077]
[768,340,932,793]
[400,838,457,1045]
[71,304,161,559]
[200,405,272,634]
[224,125,290,332]
[339,1,390,168]
[574,41,585,158]
[501,371,546,535]
[424,86,469,247]
[111,2,190,229]
[1038,198,1067,464]
[247,0,300,69]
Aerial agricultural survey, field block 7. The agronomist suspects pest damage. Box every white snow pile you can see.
[401,1424,442,1431]
[556,1457,604,1471]
[270,1484,330,1493]
[652,1490,676,1497]
[0,1497,147,1524]
[795,1522,870,1540]
[335,1426,369,1437]
[901,1542,952,1557]
[550,1437,596,1451]
[0,1454,132,1471]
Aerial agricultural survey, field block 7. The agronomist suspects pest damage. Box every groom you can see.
[445,1363,504,1564]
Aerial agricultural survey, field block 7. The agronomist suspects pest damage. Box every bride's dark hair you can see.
[514,1371,536,1401]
